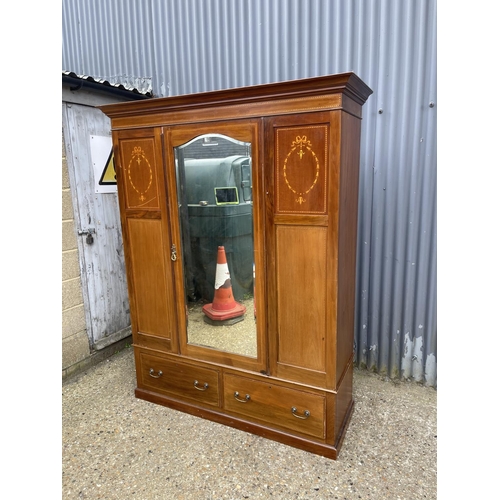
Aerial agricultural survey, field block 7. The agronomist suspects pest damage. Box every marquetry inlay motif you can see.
[128,146,153,201]
[122,141,159,210]
[276,125,328,214]
[283,136,320,205]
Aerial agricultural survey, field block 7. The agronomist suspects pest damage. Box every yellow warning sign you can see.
[99,150,117,185]
[91,135,117,193]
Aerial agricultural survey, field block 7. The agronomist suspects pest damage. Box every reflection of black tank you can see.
[181,155,253,303]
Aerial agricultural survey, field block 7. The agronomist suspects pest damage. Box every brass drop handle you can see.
[149,368,163,379]
[234,391,251,403]
[171,244,177,261]
[291,407,310,419]
[194,380,209,391]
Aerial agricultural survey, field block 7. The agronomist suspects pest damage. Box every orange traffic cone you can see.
[202,246,246,325]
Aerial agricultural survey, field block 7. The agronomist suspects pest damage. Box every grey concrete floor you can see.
[62,346,437,499]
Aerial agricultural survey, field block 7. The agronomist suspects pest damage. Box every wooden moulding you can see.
[135,387,347,460]
[100,72,372,122]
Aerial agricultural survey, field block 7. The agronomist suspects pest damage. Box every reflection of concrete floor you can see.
[187,297,257,357]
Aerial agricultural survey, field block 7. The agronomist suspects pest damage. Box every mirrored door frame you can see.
[164,119,267,373]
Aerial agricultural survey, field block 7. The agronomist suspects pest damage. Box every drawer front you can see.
[223,374,325,439]
[138,351,220,407]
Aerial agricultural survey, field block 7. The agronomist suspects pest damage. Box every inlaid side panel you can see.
[276,225,327,372]
[275,125,328,214]
[127,218,174,339]
[118,137,160,210]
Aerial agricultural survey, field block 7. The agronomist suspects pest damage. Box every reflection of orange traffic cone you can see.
[202,246,246,325]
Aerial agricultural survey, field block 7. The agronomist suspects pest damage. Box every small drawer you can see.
[137,351,220,407]
[223,374,325,439]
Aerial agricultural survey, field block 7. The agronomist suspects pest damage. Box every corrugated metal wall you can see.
[62,0,437,386]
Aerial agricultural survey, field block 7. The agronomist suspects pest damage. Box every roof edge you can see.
[62,72,153,100]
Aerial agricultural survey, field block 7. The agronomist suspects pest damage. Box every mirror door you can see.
[166,121,266,371]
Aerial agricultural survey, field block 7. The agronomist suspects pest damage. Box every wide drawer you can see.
[137,351,220,407]
[223,374,325,439]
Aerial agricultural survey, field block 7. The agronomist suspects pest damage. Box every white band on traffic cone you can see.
[214,262,231,290]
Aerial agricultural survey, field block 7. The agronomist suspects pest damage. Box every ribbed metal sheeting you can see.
[62,0,437,387]
[62,0,155,94]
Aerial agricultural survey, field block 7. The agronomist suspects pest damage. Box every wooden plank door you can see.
[63,103,131,349]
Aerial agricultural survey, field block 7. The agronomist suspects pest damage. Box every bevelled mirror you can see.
[174,134,256,358]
